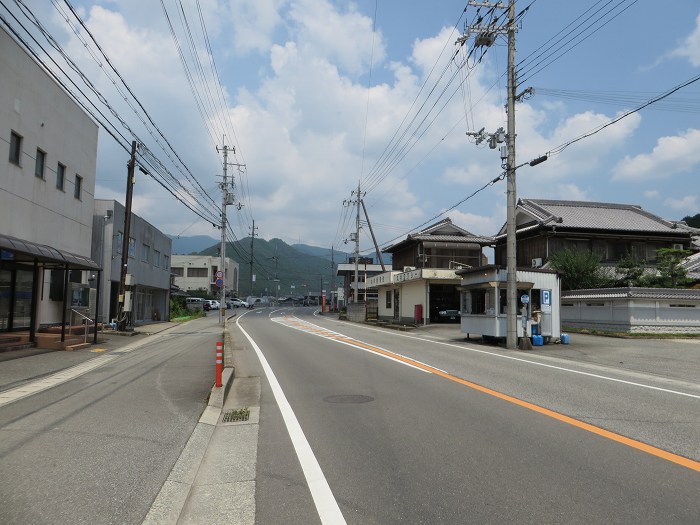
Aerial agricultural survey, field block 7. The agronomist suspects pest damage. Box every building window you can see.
[172,266,184,277]
[74,174,82,199]
[56,163,65,190]
[9,131,22,165]
[128,237,135,258]
[154,250,161,267]
[386,290,392,308]
[188,267,208,278]
[116,231,123,254]
[142,243,150,263]
[163,255,170,271]
[35,149,46,179]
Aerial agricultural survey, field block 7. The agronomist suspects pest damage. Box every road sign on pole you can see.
[216,278,224,287]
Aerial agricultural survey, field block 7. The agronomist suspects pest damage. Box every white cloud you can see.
[664,195,697,212]
[448,209,502,238]
[228,0,286,55]
[644,190,660,199]
[671,13,700,66]
[612,129,700,181]
[553,184,588,202]
[287,0,385,76]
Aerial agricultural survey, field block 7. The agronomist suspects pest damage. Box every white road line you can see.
[271,317,428,373]
[237,317,347,525]
[0,355,116,408]
[316,317,700,400]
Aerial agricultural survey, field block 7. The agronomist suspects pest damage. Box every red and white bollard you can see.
[215,341,223,388]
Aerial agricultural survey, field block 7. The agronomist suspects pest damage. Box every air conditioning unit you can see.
[672,244,684,250]
[532,258,543,268]
[403,266,416,272]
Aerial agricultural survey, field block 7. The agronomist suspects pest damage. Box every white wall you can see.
[0,27,98,257]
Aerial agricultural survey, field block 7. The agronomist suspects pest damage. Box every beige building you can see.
[171,255,239,297]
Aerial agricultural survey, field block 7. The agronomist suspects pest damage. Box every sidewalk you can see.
[141,317,256,525]
[0,321,181,393]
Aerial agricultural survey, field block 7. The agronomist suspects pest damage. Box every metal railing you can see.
[70,309,94,344]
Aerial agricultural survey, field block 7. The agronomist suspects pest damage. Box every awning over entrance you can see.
[0,233,99,270]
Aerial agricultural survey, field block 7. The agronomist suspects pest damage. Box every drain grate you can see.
[222,408,250,422]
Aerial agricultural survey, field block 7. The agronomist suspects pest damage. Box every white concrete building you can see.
[1,26,99,340]
[171,255,239,297]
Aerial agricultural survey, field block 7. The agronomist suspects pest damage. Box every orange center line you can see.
[286,318,700,473]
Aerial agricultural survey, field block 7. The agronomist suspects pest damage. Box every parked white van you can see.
[185,297,205,311]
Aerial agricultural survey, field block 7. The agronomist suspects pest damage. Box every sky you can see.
[4,0,700,259]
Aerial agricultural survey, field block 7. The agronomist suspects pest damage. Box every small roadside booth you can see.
[457,265,562,343]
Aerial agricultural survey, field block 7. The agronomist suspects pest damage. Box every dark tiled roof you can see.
[562,287,700,300]
[384,217,493,251]
[517,199,698,234]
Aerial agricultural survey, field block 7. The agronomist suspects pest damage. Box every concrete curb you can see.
[141,321,236,525]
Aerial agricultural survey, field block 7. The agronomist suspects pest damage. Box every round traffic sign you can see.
[215,270,224,278]
[520,294,530,305]
[216,278,224,287]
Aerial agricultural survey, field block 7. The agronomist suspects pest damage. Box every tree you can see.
[681,213,700,228]
[548,249,609,291]
[614,254,647,287]
[655,248,691,288]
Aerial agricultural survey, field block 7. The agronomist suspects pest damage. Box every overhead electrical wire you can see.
[3,0,223,226]
[59,0,220,212]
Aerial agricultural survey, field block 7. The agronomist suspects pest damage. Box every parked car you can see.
[231,298,249,308]
[437,309,460,323]
[203,300,220,311]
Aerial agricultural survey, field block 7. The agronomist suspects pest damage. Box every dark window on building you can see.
[386,290,392,308]
[470,290,487,314]
[74,174,83,199]
[188,267,208,278]
[9,131,22,165]
[35,149,46,179]
[56,163,65,190]
[172,267,184,277]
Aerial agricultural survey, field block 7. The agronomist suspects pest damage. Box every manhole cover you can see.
[222,408,250,422]
[323,395,374,404]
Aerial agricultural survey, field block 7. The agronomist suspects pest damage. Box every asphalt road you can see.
[0,316,222,525]
[236,307,700,524]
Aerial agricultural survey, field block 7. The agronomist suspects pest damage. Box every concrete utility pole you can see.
[249,220,258,296]
[216,142,237,325]
[505,0,518,350]
[354,181,361,303]
[461,0,519,349]
[117,140,137,331]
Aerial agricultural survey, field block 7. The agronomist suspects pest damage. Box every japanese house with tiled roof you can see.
[494,199,699,269]
[366,218,493,324]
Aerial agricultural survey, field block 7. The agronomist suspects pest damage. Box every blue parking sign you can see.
[542,289,551,306]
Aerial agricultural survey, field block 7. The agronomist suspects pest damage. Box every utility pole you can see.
[354,181,361,304]
[249,220,258,296]
[331,246,335,312]
[216,142,240,325]
[460,0,520,349]
[505,0,518,350]
[343,183,364,304]
[117,140,137,331]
